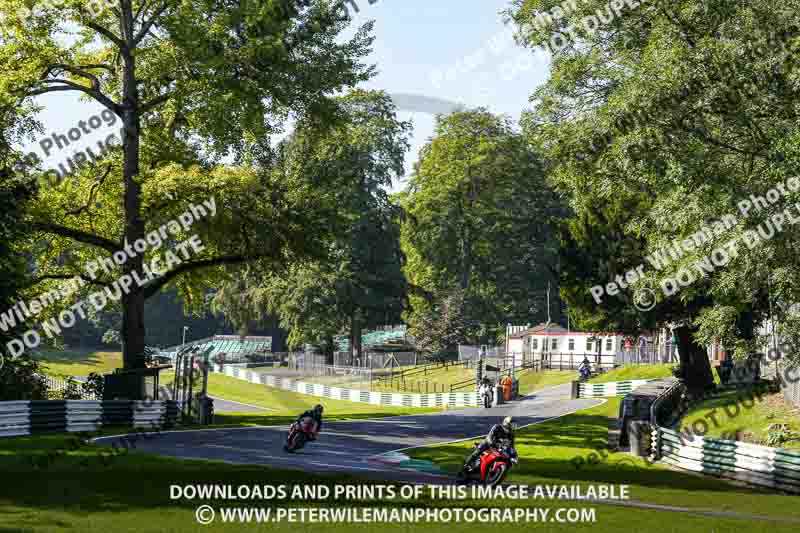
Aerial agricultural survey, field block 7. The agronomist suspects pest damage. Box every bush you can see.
[0,354,48,401]
[82,372,105,399]
[144,346,159,366]
[60,379,84,400]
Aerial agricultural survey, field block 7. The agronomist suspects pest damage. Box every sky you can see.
[25,0,551,192]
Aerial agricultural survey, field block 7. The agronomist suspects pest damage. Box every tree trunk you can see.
[119,9,147,397]
[324,334,334,366]
[674,325,715,396]
[460,229,472,290]
[351,309,363,365]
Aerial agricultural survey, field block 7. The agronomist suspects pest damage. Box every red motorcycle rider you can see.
[461,416,515,474]
[296,404,324,440]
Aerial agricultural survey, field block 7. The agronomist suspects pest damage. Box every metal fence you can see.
[41,375,99,400]
[522,352,617,370]
[616,347,677,365]
[332,351,418,369]
[458,345,504,360]
[784,368,800,407]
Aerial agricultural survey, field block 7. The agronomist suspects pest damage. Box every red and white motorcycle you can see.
[457,442,518,486]
[283,416,318,453]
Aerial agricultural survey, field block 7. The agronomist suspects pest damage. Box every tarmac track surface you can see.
[95,384,601,483]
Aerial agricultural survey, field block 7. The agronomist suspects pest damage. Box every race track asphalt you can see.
[94,383,601,483]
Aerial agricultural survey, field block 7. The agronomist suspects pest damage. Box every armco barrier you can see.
[212,364,480,408]
[578,379,653,398]
[651,427,800,494]
[0,400,179,438]
[641,379,800,494]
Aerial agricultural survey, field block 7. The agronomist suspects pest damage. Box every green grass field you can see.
[588,364,676,383]
[516,370,575,395]
[173,373,441,426]
[370,363,475,393]
[681,386,800,450]
[409,398,800,521]
[31,348,123,377]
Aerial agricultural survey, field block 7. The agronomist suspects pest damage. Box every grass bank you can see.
[680,386,800,450]
[408,398,800,521]
[588,364,675,383]
[188,373,441,425]
[516,370,575,395]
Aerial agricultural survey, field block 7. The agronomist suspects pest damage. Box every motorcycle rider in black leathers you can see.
[296,404,324,440]
[578,357,592,380]
[462,416,515,472]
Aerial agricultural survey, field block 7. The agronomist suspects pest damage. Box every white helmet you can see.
[502,416,514,430]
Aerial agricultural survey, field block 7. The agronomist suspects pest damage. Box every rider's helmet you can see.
[313,404,324,415]
[502,416,514,431]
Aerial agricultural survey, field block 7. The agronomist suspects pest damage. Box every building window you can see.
[568,339,575,351]
[551,338,558,350]
[606,338,613,351]
[586,339,593,352]
[531,338,538,350]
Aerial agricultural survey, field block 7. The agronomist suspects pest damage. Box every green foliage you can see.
[0,354,47,401]
[508,0,800,388]
[557,194,653,333]
[400,109,564,334]
[1,0,377,371]
[81,372,105,399]
[58,379,84,400]
[101,329,121,346]
[407,287,469,360]
[212,90,411,354]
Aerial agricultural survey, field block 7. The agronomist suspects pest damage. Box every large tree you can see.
[211,90,411,362]
[509,0,800,392]
[0,113,48,400]
[400,109,565,339]
[1,0,375,386]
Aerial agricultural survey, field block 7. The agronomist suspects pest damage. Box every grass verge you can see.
[0,431,796,532]
[188,373,442,425]
[408,398,800,521]
[588,364,675,383]
[31,348,123,376]
[680,386,800,450]
[516,370,575,395]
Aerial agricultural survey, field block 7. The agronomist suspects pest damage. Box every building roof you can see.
[508,323,627,339]
[509,323,567,338]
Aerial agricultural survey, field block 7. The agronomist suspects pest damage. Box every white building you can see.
[506,323,627,369]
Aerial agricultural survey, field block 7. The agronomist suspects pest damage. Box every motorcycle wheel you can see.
[293,432,307,451]
[484,463,507,487]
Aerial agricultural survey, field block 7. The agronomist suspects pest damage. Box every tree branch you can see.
[83,18,126,49]
[29,273,111,288]
[31,222,121,252]
[141,89,176,113]
[134,3,170,45]
[143,255,263,299]
[66,165,113,217]
[24,79,121,115]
